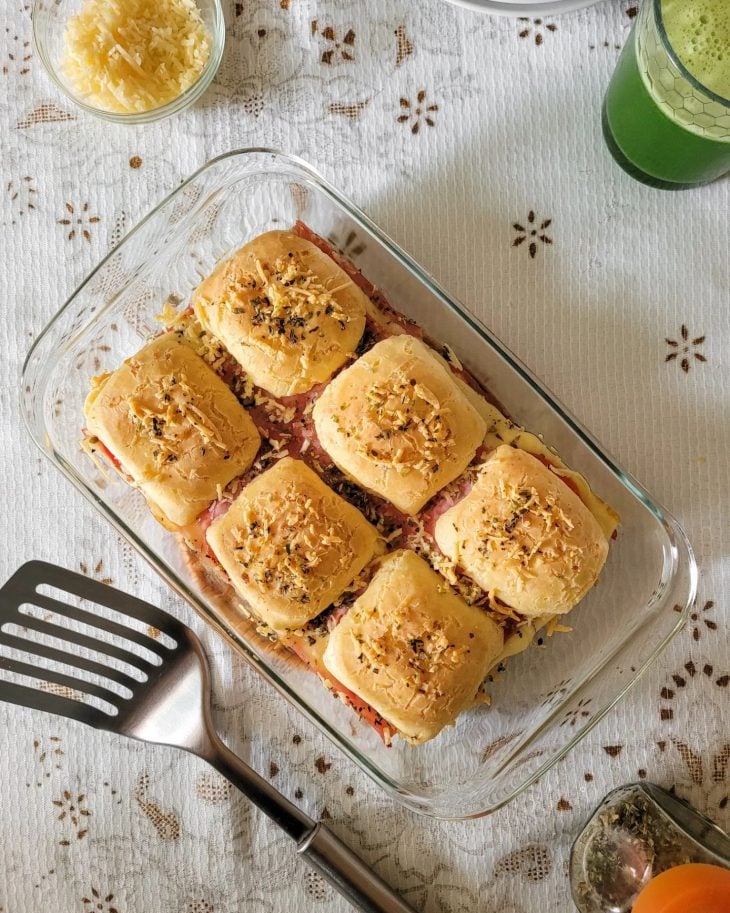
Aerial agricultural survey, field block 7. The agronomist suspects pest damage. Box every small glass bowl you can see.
[32,0,224,124]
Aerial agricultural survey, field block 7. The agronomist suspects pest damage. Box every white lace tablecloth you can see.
[1,0,728,910]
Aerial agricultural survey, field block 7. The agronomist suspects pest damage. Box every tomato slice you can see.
[86,433,122,471]
[288,633,396,745]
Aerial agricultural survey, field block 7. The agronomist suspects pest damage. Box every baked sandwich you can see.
[192,230,369,397]
[205,457,380,631]
[323,550,504,744]
[313,334,486,514]
[84,332,261,528]
[434,445,609,617]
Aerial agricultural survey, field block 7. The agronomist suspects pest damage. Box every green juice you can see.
[603,0,730,189]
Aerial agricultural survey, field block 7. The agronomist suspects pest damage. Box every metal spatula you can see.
[0,561,417,913]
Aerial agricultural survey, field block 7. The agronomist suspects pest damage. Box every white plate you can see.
[444,0,603,15]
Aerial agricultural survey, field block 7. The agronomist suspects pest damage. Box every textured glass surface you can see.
[21,150,697,818]
[638,0,730,140]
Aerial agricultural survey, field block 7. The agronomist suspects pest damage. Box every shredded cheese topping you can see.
[220,254,354,353]
[62,0,211,114]
[475,480,579,570]
[349,600,468,702]
[125,370,229,467]
[336,376,454,479]
[229,492,352,606]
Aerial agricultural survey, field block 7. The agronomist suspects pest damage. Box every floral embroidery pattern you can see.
[57,201,101,242]
[311,22,355,64]
[674,599,718,641]
[52,790,91,844]
[79,559,113,585]
[2,29,32,75]
[186,902,214,913]
[328,229,365,258]
[518,18,557,46]
[481,732,522,763]
[671,740,730,810]
[304,870,331,901]
[512,212,553,258]
[134,773,180,840]
[603,745,623,757]
[665,325,707,373]
[72,339,112,375]
[328,100,370,120]
[34,736,64,779]
[195,771,232,804]
[560,698,592,727]
[659,659,729,720]
[495,844,552,881]
[541,678,571,705]
[395,25,414,67]
[589,41,622,51]
[6,175,37,220]
[397,90,438,134]
[16,103,75,128]
[82,888,119,913]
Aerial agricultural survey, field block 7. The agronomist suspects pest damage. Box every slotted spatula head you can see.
[0,560,213,752]
[0,562,421,913]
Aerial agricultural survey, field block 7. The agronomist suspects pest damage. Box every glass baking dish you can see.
[21,149,697,819]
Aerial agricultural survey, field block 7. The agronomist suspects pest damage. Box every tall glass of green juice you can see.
[603,0,730,189]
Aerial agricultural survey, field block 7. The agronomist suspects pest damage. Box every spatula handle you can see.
[207,736,314,841]
[298,822,419,913]
[207,738,417,913]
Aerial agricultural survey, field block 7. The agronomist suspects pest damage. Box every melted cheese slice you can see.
[455,379,619,540]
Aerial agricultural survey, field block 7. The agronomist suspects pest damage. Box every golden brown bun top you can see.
[312,335,486,514]
[434,445,609,617]
[205,457,380,631]
[84,332,260,527]
[192,230,368,397]
[322,550,504,744]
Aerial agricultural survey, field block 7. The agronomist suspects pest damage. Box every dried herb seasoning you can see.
[570,783,730,913]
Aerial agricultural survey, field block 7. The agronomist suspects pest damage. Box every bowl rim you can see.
[30,0,225,124]
[21,148,698,818]
[442,0,602,16]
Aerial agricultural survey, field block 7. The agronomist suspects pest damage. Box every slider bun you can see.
[84,332,260,528]
[206,457,379,631]
[192,230,368,397]
[434,445,609,617]
[312,335,486,515]
[322,550,503,744]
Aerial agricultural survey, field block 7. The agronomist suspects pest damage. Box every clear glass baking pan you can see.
[21,149,697,819]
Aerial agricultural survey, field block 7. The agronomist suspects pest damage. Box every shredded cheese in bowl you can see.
[61,0,212,114]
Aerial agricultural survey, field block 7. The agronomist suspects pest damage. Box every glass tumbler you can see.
[602,0,730,189]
